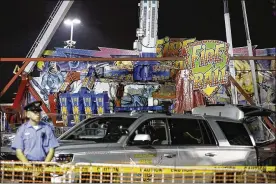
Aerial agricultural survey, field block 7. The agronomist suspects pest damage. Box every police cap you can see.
[24,101,42,112]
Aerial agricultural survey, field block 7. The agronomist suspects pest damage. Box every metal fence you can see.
[1,161,275,183]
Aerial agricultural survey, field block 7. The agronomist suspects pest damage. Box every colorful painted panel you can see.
[32,47,140,107]
[156,37,196,71]
[184,40,230,96]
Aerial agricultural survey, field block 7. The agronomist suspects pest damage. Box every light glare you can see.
[73,19,81,24]
[64,19,81,25]
[64,19,72,25]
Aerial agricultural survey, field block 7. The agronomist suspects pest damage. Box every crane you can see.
[23,0,74,74]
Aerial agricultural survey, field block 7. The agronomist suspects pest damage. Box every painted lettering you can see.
[191,44,202,68]
[186,40,229,91]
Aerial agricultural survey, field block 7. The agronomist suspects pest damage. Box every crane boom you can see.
[24,0,74,74]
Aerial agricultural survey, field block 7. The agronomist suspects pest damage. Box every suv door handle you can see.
[205,153,216,157]
[163,153,177,158]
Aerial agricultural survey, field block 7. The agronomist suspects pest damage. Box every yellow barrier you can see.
[2,165,275,173]
[1,161,275,183]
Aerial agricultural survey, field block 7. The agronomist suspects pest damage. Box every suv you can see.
[1,105,275,167]
[52,104,276,166]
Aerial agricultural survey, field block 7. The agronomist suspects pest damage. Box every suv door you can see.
[167,117,221,166]
[213,120,257,165]
[124,118,177,166]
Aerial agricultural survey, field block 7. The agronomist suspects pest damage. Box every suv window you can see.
[63,117,136,143]
[128,118,168,146]
[167,118,216,145]
[216,121,253,146]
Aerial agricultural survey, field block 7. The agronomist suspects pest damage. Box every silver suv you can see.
[1,105,274,166]
[53,104,275,166]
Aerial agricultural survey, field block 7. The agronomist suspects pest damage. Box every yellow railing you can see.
[1,161,275,183]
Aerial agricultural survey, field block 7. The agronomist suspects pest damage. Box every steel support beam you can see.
[0,56,275,62]
[0,61,31,98]
[24,1,74,74]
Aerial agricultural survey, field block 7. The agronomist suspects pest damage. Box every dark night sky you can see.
[0,0,275,103]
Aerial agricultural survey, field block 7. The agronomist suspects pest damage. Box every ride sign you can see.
[184,40,230,96]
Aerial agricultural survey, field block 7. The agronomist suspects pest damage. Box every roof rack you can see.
[192,104,245,120]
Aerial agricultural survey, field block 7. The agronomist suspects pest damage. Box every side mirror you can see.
[133,134,151,144]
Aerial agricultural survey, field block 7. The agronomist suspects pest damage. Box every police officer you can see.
[11,101,59,162]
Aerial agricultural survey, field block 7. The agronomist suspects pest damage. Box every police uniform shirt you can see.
[11,121,60,161]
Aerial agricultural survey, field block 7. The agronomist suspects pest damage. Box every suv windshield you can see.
[62,117,137,143]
